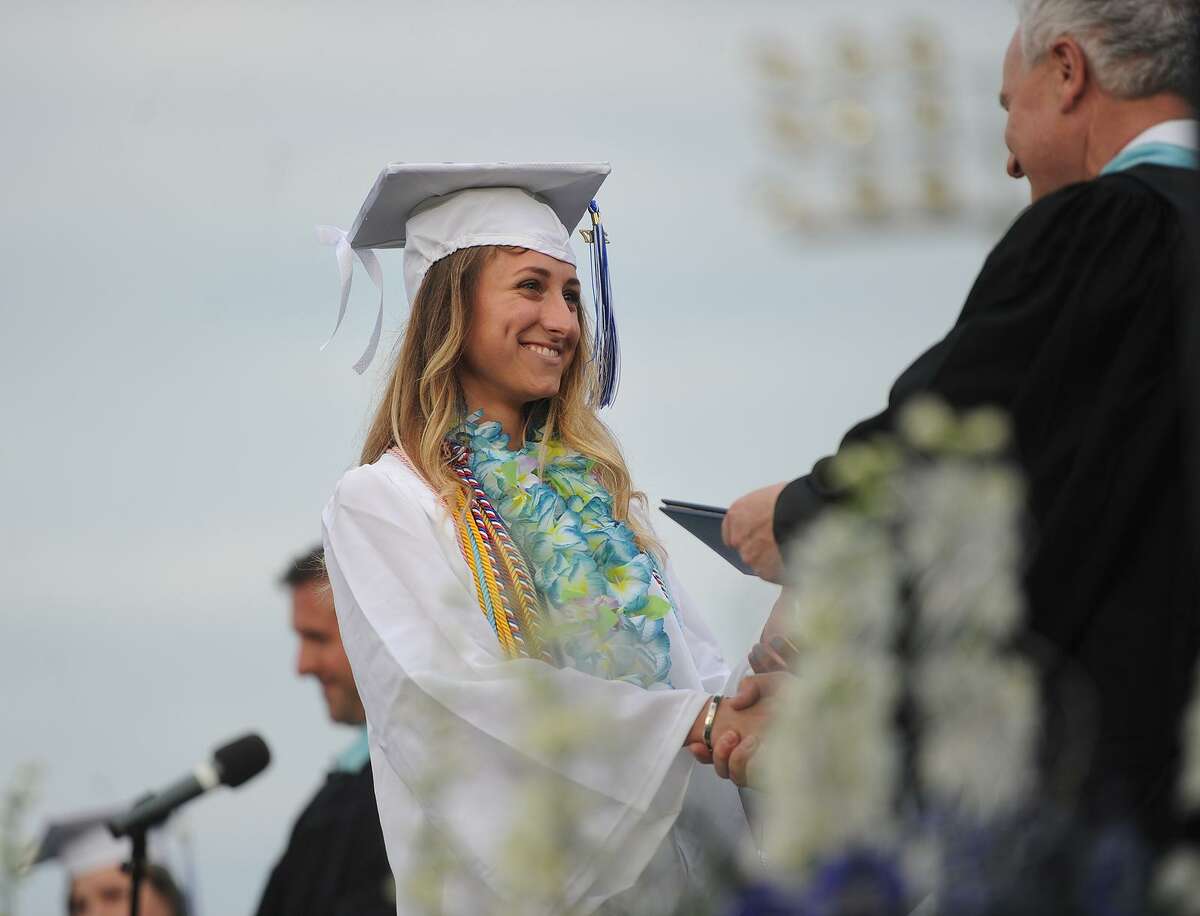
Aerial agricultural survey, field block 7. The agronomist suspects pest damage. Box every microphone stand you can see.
[120,792,158,916]
[127,825,148,916]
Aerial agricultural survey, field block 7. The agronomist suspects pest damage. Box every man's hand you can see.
[714,730,760,787]
[749,587,800,674]
[728,671,792,710]
[749,637,798,674]
[723,482,788,583]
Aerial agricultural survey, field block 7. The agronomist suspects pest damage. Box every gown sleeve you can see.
[663,560,731,696]
[322,459,713,911]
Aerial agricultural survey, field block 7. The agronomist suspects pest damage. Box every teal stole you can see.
[1101,141,1198,175]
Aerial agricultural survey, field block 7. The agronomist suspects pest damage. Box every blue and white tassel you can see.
[582,199,620,408]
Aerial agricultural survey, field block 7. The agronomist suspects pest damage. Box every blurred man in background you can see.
[31,810,188,916]
[254,546,393,916]
[722,0,1199,843]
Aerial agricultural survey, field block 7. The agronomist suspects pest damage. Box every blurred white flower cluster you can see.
[397,658,625,916]
[902,461,1024,646]
[787,513,899,649]
[898,399,1039,821]
[914,654,1037,819]
[499,674,609,914]
[1179,669,1200,812]
[759,648,901,874]
[1155,847,1200,916]
[757,396,1039,896]
[1153,667,1200,912]
[758,510,902,874]
[0,762,42,916]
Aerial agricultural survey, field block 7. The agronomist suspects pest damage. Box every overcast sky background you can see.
[2,1,1021,912]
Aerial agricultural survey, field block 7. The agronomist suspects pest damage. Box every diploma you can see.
[658,499,755,576]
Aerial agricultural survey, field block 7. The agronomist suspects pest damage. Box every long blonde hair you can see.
[360,245,661,555]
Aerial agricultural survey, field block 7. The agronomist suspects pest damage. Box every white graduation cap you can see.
[317,162,620,404]
[28,811,175,883]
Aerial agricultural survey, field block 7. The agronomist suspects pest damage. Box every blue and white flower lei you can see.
[452,412,674,689]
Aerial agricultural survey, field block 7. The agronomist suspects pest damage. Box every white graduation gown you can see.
[322,452,748,915]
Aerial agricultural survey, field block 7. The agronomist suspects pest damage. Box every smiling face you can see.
[457,247,582,419]
[291,580,364,726]
[1000,29,1089,202]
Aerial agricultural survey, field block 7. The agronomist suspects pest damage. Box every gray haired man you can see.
[720,0,1200,845]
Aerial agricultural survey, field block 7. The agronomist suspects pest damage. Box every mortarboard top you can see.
[317,162,616,389]
[347,161,610,251]
[30,808,177,879]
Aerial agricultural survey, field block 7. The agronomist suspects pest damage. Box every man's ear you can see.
[1051,36,1089,112]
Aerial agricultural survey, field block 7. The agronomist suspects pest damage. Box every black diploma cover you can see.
[658,499,755,576]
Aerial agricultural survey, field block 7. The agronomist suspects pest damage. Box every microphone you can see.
[109,733,271,838]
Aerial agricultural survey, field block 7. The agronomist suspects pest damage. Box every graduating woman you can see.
[318,163,760,915]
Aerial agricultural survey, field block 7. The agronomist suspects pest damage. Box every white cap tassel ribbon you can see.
[315,226,385,375]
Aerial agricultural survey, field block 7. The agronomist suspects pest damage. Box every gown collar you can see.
[1101,118,1199,175]
[332,726,370,773]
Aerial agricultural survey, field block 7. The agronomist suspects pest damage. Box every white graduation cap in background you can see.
[317,162,621,406]
[29,808,196,906]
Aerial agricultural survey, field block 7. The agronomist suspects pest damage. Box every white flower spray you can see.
[1154,847,1200,916]
[1178,667,1200,812]
[759,650,901,873]
[898,398,1039,822]
[1156,660,1200,914]
[756,396,1039,903]
[758,508,903,878]
[498,672,609,915]
[0,762,42,916]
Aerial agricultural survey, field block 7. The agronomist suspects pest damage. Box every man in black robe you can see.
[721,1,1200,843]
[254,546,394,916]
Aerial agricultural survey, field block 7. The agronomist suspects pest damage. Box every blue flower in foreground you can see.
[727,883,808,916]
[805,850,906,916]
[727,851,906,916]
[1080,823,1148,916]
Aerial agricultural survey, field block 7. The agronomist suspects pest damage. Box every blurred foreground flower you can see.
[1179,668,1200,812]
[0,762,42,916]
[1154,847,1200,916]
[754,397,1039,912]
[759,653,900,875]
[915,654,1038,819]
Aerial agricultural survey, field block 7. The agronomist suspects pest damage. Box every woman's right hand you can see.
[684,684,776,767]
[709,673,793,784]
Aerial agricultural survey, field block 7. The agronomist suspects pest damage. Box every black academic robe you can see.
[254,763,394,916]
[774,164,1200,844]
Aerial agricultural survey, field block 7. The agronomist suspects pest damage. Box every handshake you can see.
[681,588,801,787]
[683,672,786,786]
[677,482,805,786]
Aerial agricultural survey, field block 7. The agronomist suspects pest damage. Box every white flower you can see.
[1153,847,1200,916]
[902,462,1025,644]
[898,396,957,451]
[502,782,584,909]
[915,653,1039,818]
[787,511,899,649]
[897,827,944,905]
[958,408,1011,456]
[897,397,1012,457]
[1179,667,1200,811]
[759,652,901,873]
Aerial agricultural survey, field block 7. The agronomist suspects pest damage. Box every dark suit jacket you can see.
[254,762,393,916]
